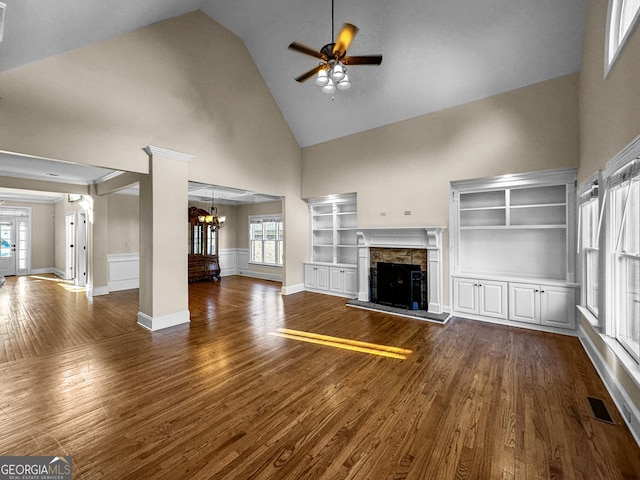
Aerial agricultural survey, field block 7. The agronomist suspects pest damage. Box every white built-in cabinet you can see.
[450,169,578,331]
[453,277,508,320]
[304,194,358,298]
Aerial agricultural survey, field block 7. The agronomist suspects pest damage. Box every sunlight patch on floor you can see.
[268,328,412,360]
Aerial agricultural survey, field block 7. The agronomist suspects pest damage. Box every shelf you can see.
[460,206,506,212]
[460,225,566,230]
[510,203,566,209]
[310,196,357,265]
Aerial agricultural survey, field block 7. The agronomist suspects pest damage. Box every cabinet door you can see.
[509,283,539,324]
[343,268,358,296]
[453,278,478,315]
[316,265,329,290]
[329,267,343,293]
[478,280,507,319]
[304,264,318,289]
[540,286,576,329]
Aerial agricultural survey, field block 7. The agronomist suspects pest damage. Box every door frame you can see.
[65,213,76,281]
[76,210,88,287]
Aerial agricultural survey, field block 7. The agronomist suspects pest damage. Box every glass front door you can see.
[0,218,16,276]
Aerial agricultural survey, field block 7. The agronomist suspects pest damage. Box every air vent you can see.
[587,396,615,424]
[0,2,6,43]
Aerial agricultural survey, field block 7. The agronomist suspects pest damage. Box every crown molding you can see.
[143,146,195,162]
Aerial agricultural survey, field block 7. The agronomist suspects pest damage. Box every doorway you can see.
[0,218,16,276]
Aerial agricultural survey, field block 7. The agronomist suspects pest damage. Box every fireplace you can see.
[373,262,425,310]
[354,227,445,314]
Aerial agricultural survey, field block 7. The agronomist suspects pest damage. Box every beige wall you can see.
[235,200,283,249]
[1,201,55,271]
[108,194,139,254]
[0,11,305,288]
[578,0,640,182]
[302,74,580,304]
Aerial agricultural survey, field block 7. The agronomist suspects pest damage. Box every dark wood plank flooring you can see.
[0,274,638,479]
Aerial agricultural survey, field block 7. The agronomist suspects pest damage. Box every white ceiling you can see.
[0,0,586,148]
[0,0,586,198]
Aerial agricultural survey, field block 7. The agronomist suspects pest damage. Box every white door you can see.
[0,219,16,276]
[329,267,343,293]
[540,286,576,329]
[343,269,358,296]
[478,281,507,319]
[453,278,478,315]
[76,211,88,287]
[316,265,330,290]
[65,213,75,281]
[509,283,539,324]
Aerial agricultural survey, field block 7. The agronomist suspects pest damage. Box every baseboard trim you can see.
[578,321,640,448]
[137,310,190,331]
[30,267,55,275]
[282,283,305,295]
[237,270,283,283]
[87,285,109,297]
[109,279,139,292]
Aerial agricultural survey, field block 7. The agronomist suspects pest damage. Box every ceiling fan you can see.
[288,1,382,92]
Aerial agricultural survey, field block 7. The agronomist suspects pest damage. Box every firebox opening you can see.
[372,262,427,310]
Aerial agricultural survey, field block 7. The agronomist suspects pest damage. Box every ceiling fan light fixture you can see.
[315,67,329,86]
[331,62,345,81]
[337,74,351,90]
[321,78,336,94]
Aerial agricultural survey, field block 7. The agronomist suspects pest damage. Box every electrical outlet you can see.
[404,210,412,216]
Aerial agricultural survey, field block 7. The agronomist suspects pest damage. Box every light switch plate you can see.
[0,3,6,43]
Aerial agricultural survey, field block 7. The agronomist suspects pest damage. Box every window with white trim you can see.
[578,179,601,318]
[607,159,640,362]
[607,0,640,73]
[249,215,283,266]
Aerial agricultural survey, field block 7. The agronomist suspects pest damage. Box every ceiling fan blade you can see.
[295,65,324,83]
[333,23,358,58]
[343,55,383,66]
[288,42,328,60]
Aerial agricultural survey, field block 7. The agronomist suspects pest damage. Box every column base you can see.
[137,310,190,331]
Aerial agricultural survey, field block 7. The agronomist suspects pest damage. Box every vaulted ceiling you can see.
[0,0,586,149]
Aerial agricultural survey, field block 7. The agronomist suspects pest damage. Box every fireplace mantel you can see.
[355,226,446,313]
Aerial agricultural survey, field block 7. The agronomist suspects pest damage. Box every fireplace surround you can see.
[355,227,445,313]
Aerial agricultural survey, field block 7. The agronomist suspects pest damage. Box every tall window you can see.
[249,216,283,266]
[608,160,640,362]
[578,182,601,317]
[607,0,640,72]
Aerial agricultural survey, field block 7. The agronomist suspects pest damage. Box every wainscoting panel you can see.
[219,249,238,276]
[108,253,139,292]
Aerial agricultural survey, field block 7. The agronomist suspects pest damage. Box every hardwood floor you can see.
[0,274,638,479]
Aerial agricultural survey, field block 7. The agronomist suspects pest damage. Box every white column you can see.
[137,146,193,331]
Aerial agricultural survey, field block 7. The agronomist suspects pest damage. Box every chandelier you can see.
[198,189,226,228]
[314,46,351,93]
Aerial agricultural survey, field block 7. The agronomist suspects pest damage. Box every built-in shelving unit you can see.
[305,194,357,298]
[450,168,578,332]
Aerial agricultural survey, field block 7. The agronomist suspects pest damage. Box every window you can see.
[607,159,640,362]
[249,215,283,266]
[578,179,601,317]
[606,0,640,73]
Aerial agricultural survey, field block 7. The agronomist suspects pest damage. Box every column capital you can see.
[143,145,194,162]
